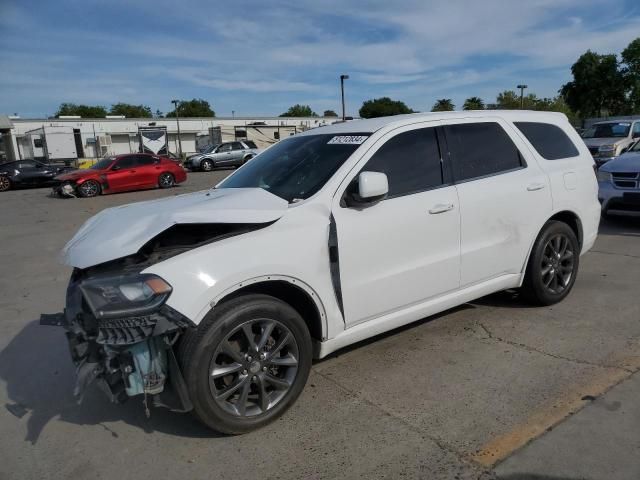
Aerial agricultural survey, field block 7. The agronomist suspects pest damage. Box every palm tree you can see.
[431,99,455,112]
[463,97,485,110]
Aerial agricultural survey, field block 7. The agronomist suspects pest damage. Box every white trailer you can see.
[22,126,78,162]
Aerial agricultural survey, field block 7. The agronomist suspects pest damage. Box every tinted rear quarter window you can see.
[444,122,523,182]
[514,122,579,160]
[364,127,443,198]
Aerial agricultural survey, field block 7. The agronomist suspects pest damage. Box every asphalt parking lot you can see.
[1,171,639,480]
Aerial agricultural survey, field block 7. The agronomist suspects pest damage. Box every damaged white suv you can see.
[42,111,600,434]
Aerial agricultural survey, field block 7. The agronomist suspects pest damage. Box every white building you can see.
[0,115,340,163]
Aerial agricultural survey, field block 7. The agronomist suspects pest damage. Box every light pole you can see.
[340,74,349,121]
[517,84,528,109]
[171,99,183,157]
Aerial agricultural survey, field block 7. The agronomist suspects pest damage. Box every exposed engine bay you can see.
[40,221,273,415]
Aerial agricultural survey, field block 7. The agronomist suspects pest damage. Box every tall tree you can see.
[166,98,215,117]
[431,99,455,112]
[154,109,164,118]
[621,37,640,113]
[55,103,107,118]
[560,50,627,117]
[109,103,152,118]
[462,97,485,110]
[323,110,338,117]
[279,104,318,117]
[359,97,414,118]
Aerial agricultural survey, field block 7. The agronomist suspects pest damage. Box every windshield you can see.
[201,144,218,154]
[582,123,631,138]
[218,133,369,202]
[630,141,640,153]
[90,157,116,170]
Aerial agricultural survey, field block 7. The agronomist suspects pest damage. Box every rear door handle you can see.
[527,183,546,191]
[429,203,455,214]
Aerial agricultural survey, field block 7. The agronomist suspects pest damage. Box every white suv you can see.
[43,111,600,434]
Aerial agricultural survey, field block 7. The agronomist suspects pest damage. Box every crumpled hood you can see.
[599,152,640,172]
[582,137,625,148]
[62,188,288,268]
[56,169,101,181]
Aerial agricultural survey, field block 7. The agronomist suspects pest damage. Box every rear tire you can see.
[178,294,312,434]
[158,172,175,188]
[0,176,11,192]
[201,159,214,172]
[78,180,100,197]
[521,220,579,306]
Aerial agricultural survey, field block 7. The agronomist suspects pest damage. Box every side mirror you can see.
[345,171,389,207]
[111,165,120,171]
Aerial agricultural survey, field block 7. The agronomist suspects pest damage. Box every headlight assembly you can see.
[80,274,172,319]
[596,170,611,182]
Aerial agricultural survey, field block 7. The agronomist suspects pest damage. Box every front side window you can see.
[218,144,232,152]
[231,142,244,151]
[90,157,115,170]
[444,122,524,182]
[633,122,640,138]
[363,127,443,198]
[514,122,579,160]
[218,133,368,202]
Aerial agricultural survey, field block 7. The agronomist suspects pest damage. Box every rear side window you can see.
[514,122,579,160]
[136,155,155,165]
[364,127,443,198]
[444,122,523,182]
[244,140,258,149]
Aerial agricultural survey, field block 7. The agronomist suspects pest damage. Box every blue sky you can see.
[1,0,640,118]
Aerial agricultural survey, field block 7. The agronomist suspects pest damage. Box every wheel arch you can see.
[520,209,583,277]
[209,276,327,343]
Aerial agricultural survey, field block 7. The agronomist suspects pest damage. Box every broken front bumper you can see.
[41,270,194,412]
[51,182,77,197]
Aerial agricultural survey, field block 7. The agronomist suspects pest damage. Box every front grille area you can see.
[612,172,639,190]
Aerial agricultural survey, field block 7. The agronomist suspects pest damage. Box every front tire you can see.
[178,294,312,434]
[521,221,579,306]
[201,159,214,172]
[78,180,100,197]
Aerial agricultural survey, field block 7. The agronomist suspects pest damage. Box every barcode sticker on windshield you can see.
[327,135,368,145]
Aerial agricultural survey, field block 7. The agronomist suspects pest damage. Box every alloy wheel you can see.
[202,160,213,171]
[541,233,574,294]
[80,181,99,197]
[209,318,299,417]
[0,176,10,192]
[159,173,174,188]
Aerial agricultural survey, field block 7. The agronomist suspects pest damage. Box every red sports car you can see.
[54,153,187,197]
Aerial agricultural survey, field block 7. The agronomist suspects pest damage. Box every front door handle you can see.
[527,183,546,191]
[429,203,455,214]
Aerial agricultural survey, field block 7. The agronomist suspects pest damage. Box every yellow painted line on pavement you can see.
[471,356,640,467]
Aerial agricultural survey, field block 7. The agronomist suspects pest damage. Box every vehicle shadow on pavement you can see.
[0,320,221,444]
[598,215,640,236]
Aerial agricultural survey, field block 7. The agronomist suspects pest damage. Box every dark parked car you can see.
[183,140,260,171]
[0,159,72,192]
